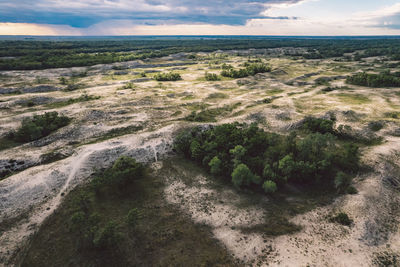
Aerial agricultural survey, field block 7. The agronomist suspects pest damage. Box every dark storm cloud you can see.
[0,0,303,27]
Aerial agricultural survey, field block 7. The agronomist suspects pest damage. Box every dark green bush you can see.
[331,212,352,226]
[301,116,335,134]
[91,156,145,193]
[221,63,271,78]
[126,208,140,227]
[205,72,220,81]
[93,221,121,249]
[11,112,70,142]
[154,72,182,81]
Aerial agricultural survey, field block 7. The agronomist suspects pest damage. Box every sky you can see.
[0,0,400,35]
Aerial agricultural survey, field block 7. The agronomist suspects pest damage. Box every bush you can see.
[301,116,335,134]
[205,72,220,81]
[12,112,70,142]
[334,171,352,192]
[331,212,352,226]
[231,163,261,189]
[154,72,182,81]
[208,156,222,175]
[263,180,277,194]
[221,63,271,79]
[346,186,358,195]
[368,121,384,132]
[91,156,145,192]
[93,221,121,249]
[126,208,140,227]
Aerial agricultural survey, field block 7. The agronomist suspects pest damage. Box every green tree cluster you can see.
[221,63,271,78]
[68,156,145,250]
[346,71,400,87]
[175,123,359,194]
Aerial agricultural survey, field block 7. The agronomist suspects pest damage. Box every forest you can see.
[1,38,400,70]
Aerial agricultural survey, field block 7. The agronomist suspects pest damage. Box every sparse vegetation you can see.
[331,212,352,226]
[46,94,100,108]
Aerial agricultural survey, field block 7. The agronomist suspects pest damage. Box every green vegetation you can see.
[22,157,236,266]
[7,112,70,143]
[206,92,228,100]
[221,63,271,78]
[184,104,240,122]
[204,72,220,81]
[46,94,100,109]
[2,38,400,70]
[118,82,136,90]
[301,116,335,134]
[346,71,400,87]
[174,123,359,193]
[153,72,182,81]
[83,125,144,145]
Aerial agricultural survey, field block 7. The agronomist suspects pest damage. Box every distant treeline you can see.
[1,38,400,70]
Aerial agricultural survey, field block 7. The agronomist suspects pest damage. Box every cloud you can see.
[352,3,400,30]
[0,0,304,27]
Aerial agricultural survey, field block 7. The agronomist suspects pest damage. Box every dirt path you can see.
[0,125,176,266]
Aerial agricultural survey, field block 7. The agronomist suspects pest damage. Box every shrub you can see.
[301,116,334,134]
[91,156,145,192]
[208,156,222,175]
[205,72,220,81]
[154,72,182,81]
[368,121,384,132]
[93,221,121,249]
[126,208,140,227]
[346,186,358,195]
[331,212,352,226]
[263,180,277,194]
[334,171,352,192]
[231,163,261,188]
[12,112,70,142]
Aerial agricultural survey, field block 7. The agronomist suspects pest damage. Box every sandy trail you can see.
[0,124,176,266]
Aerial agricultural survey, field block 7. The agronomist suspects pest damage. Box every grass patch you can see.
[83,125,144,145]
[46,94,100,109]
[336,93,371,105]
[206,92,228,100]
[0,137,21,152]
[184,103,241,122]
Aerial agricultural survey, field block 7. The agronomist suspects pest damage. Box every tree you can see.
[263,180,277,194]
[278,155,296,181]
[230,145,246,167]
[208,156,222,175]
[334,171,351,192]
[231,163,260,188]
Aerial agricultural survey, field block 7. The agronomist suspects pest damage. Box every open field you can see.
[0,39,400,266]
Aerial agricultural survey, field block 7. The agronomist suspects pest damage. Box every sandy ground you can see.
[1,50,400,266]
